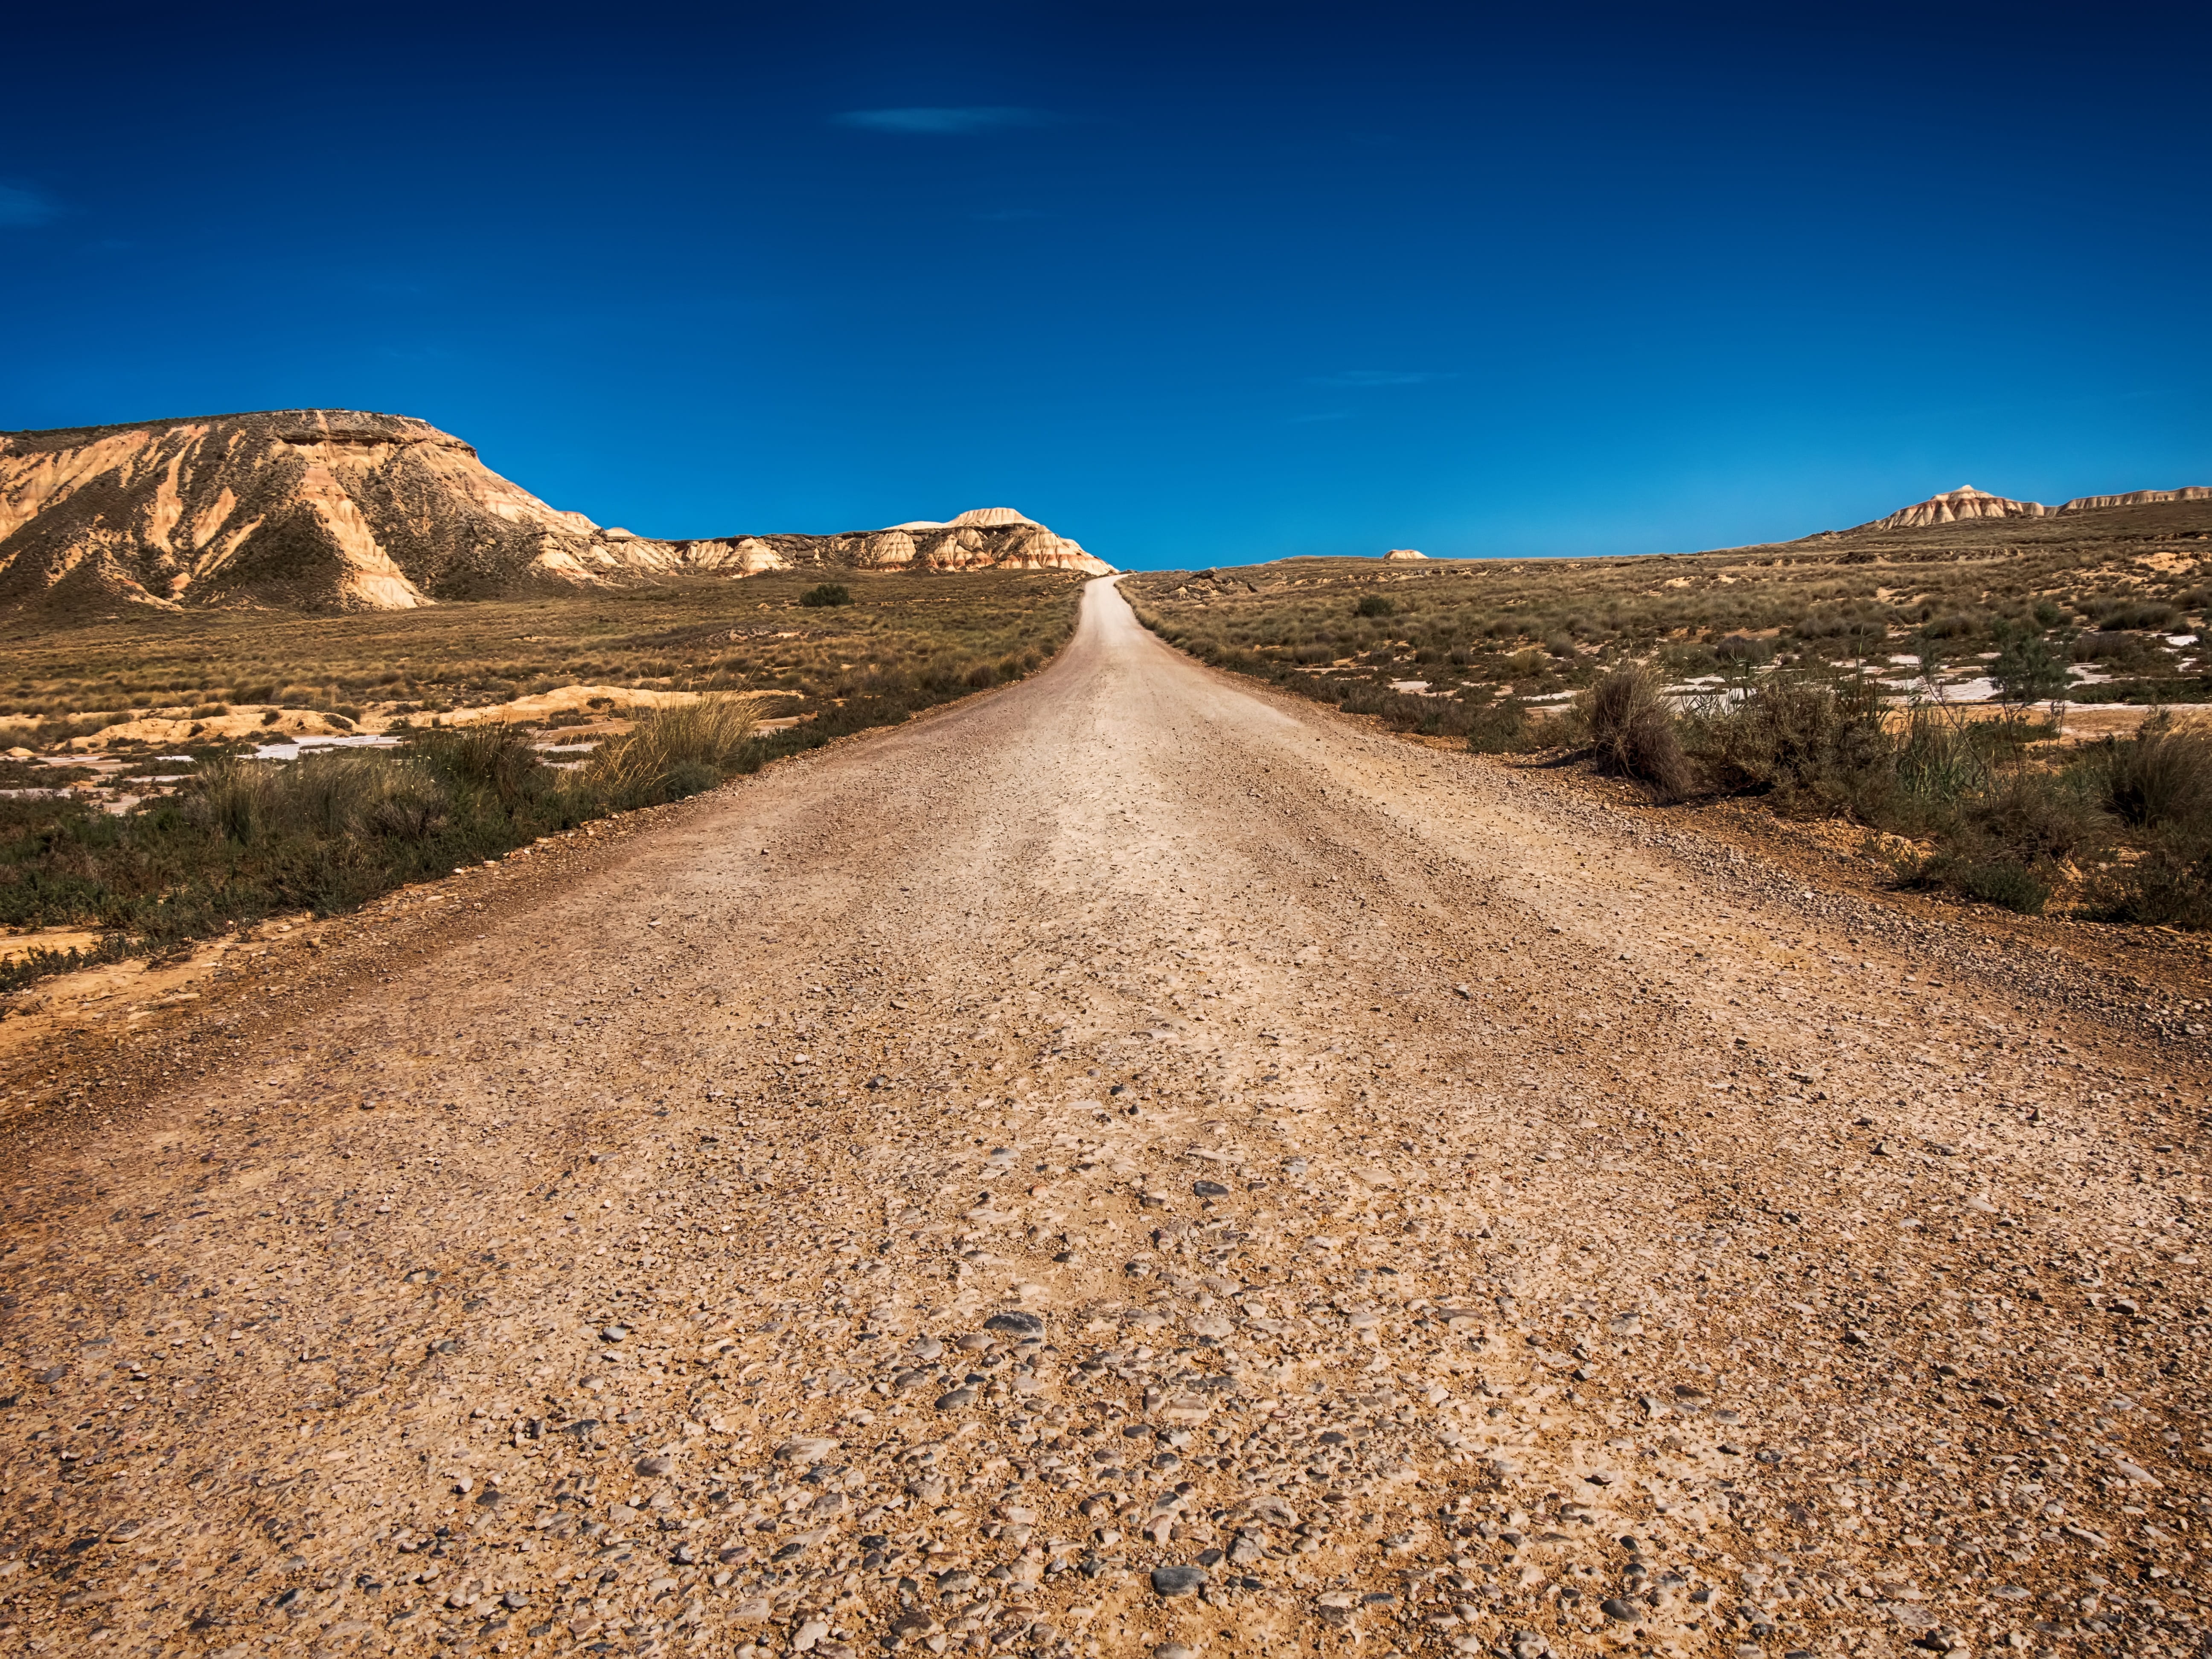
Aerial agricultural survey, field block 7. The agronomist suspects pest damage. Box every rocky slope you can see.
[0,410,1110,612]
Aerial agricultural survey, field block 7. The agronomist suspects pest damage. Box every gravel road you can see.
[3,578,2206,1659]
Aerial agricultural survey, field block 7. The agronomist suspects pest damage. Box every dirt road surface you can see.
[3,579,2206,1659]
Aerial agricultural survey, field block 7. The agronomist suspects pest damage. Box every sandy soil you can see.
[1,579,2206,1659]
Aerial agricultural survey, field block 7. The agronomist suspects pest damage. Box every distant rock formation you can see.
[0,410,1110,612]
[1858,482,2211,532]
[1860,486,2047,530]
[2056,485,2212,513]
[661,517,1104,579]
[1382,548,1428,561]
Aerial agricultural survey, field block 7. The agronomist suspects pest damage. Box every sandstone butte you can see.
[1862,482,2212,531]
[0,410,1114,613]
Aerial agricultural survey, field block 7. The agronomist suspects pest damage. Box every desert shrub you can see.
[1906,773,2103,916]
[2091,844,2212,928]
[29,714,114,746]
[1694,676,1891,815]
[2070,630,2161,669]
[1892,706,1993,810]
[585,695,759,808]
[1990,630,2069,708]
[1796,605,1892,642]
[1712,633,1770,664]
[422,723,546,807]
[1580,664,1693,800]
[1334,680,1474,738]
[800,583,853,608]
[1929,856,2052,915]
[1963,774,2104,865]
[2075,721,2212,926]
[189,751,451,844]
[2081,719,2212,831]
[0,934,133,993]
[2087,598,2179,631]
[1355,594,1395,618]
[1465,697,1543,755]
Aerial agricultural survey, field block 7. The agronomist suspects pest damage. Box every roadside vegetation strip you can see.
[0,566,1083,749]
[1123,491,2212,715]
[1126,547,2212,926]
[0,574,1085,988]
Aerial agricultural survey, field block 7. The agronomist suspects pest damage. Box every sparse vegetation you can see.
[0,569,1083,741]
[1127,498,2212,923]
[0,573,1085,982]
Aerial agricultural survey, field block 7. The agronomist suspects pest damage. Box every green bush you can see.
[1990,629,2068,708]
[1355,594,1395,618]
[1893,705,1993,810]
[1695,675,1890,815]
[800,583,853,608]
[1466,697,1543,755]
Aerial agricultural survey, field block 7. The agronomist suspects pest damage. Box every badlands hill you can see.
[1857,481,2211,531]
[0,409,1109,612]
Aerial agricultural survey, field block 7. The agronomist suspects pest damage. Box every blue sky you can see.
[3,1,2207,569]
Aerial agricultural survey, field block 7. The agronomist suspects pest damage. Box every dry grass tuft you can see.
[586,696,760,807]
[1581,665,1694,800]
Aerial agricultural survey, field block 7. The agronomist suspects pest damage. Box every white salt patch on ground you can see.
[250,733,402,762]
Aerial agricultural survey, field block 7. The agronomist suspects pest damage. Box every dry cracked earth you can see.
[1,579,2206,1659]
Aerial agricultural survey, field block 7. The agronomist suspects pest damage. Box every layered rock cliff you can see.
[0,410,1110,612]
[1857,482,2211,532]
[1859,485,2048,530]
[2054,485,2212,513]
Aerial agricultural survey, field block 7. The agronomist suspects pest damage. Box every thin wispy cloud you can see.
[0,185,58,228]
[835,107,1052,135]
[1308,370,1457,387]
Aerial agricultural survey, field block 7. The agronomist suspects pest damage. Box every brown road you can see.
[3,578,2206,1659]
